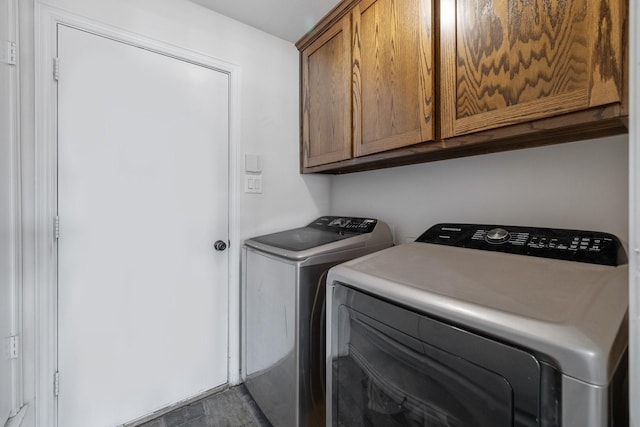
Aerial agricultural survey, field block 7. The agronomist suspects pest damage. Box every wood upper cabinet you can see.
[353,0,435,156]
[298,0,627,173]
[302,15,352,168]
[440,0,626,138]
[299,0,435,169]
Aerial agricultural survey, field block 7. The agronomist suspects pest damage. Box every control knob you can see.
[485,228,510,244]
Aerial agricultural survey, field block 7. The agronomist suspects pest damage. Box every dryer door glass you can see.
[333,308,512,426]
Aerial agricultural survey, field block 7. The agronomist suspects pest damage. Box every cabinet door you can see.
[440,0,625,138]
[302,15,352,168]
[353,0,434,157]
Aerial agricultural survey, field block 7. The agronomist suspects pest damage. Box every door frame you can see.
[34,4,242,426]
[2,0,24,423]
[630,0,639,425]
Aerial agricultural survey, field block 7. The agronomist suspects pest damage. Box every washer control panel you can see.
[308,216,378,234]
[417,223,627,266]
[485,227,510,244]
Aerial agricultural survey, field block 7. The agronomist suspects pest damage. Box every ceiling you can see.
[189,0,341,43]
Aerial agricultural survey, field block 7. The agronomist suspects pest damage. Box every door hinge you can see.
[6,335,19,359]
[53,57,59,81]
[54,371,60,396]
[54,216,60,240]
[1,41,17,65]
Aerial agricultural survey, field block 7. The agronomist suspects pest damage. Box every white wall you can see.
[17,0,330,425]
[330,135,629,244]
[28,0,331,238]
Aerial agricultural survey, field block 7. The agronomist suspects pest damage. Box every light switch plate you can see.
[244,154,262,173]
[244,174,262,194]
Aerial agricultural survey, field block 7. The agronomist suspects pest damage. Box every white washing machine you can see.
[242,216,393,427]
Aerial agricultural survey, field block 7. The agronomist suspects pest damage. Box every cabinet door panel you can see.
[302,16,352,168]
[440,0,624,138]
[353,0,434,157]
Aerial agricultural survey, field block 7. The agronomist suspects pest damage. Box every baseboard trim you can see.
[4,405,28,427]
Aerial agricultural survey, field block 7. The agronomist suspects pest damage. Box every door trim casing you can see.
[2,0,24,422]
[34,4,242,426]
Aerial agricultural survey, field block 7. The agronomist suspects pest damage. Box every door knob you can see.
[214,240,228,251]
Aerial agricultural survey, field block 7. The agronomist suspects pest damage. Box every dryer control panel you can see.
[417,223,627,266]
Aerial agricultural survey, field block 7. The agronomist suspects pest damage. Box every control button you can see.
[485,228,510,244]
[472,230,485,240]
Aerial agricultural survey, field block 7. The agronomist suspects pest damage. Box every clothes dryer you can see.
[327,223,628,427]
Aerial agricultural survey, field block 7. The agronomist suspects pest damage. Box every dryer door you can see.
[328,284,560,427]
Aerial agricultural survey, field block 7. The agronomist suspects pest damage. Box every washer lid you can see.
[244,216,392,260]
[328,242,628,386]
[248,226,354,252]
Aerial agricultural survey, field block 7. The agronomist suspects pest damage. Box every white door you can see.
[56,25,229,427]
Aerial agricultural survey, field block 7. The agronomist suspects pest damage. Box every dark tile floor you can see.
[138,385,272,427]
